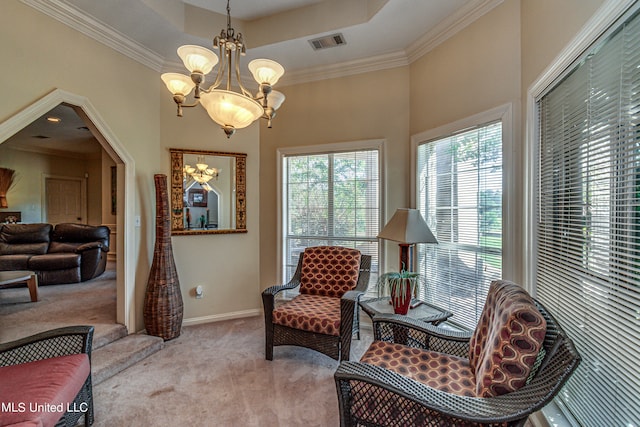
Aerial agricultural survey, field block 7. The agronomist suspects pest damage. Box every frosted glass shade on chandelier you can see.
[199,90,264,130]
[161,73,195,98]
[248,59,285,86]
[160,0,286,138]
[177,45,218,74]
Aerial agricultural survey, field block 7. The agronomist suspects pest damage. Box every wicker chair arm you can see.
[336,361,542,425]
[262,277,301,298]
[342,289,363,304]
[0,325,94,367]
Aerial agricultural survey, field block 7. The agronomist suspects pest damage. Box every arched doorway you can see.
[0,89,135,332]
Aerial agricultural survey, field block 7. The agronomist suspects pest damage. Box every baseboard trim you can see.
[182,309,261,326]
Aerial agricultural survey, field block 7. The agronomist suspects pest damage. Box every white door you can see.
[45,177,85,224]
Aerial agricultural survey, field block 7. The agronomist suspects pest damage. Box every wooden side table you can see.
[0,270,39,302]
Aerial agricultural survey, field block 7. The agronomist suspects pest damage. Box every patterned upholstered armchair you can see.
[335,280,581,427]
[262,246,371,361]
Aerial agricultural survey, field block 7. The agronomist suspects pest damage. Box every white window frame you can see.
[277,139,385,285]
[525,0,635,291]
[525,1,638,426]
[411,102,514,283]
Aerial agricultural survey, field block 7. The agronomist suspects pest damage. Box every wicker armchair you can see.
[0,326,95,427]
[262,246,372,361]
[335,280,581,427]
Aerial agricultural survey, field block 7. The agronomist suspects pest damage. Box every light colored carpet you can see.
[1,269,534,426]
[93,317,373,427]
[0,266,117,344]
[0,264,375,426]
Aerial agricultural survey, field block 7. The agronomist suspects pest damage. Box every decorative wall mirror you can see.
[170,148,246,235]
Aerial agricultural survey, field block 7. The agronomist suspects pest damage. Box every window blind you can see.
[282,150,380,288]
[416,122,503,329]
[536,6,640,426]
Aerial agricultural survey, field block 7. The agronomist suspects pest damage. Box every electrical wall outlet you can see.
[195,285,203,299]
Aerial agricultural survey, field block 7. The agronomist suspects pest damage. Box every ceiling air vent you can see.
[309,33,346,51]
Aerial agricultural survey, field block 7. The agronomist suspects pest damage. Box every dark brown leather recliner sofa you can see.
[0,223,110,285]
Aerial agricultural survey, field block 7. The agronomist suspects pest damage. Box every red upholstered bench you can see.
[0,326,94,427]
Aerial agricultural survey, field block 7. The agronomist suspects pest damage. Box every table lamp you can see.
[377,208,437,272]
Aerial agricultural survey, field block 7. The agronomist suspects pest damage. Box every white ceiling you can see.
[26,0,501,83]
[5,0,501,153]
[182,0,325,20]
[1,104,101,157]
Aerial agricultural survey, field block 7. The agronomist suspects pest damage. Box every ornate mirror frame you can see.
[170,148,247,235]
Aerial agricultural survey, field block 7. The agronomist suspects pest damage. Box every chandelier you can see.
[161,0,286,138]
[183,157,220,192]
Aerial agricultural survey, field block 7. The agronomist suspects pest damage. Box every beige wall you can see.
[0,0,611,330]
[1,1,263,330]
[101,151,117,226]
[409,0,523,281]
[410,0,521,135]
[258,0,611,289]
[259,66,410,288]
[160,98,262,322]
[0,146,101,224]
[521,0,605,93]
[86,155,103,225]
[0,1,158,331]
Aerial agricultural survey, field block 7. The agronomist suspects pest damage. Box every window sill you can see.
[530,401,580,427]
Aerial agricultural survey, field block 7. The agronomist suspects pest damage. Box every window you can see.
[534,6,640,427]
[281,146,380,287]
[415,121,503,329]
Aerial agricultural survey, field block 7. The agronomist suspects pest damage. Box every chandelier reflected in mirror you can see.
[161,0,285,138]
[184,156,220,192]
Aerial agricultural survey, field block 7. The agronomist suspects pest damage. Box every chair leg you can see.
[265,323,274,361]
[85,376,94,426]
[340,333,352,361]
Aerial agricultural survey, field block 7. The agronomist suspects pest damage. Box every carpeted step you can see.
[92,323,128,350]
[92,334,164,385]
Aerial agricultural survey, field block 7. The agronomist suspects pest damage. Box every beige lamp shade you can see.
[177,45,219,74]
[248,59,285,85]
[199,90,264,129]
[377,208,437,244]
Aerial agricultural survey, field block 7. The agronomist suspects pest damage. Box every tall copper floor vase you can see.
[144,174,183,340]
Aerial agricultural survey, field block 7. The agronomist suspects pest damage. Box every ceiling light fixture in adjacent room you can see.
[184,157,220,192]
[161,0,286,138]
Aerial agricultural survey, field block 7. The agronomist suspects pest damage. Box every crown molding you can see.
[21,0,500,85]
[21,0,165,72]
[406,0,504,64]
[281,50,409,86]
